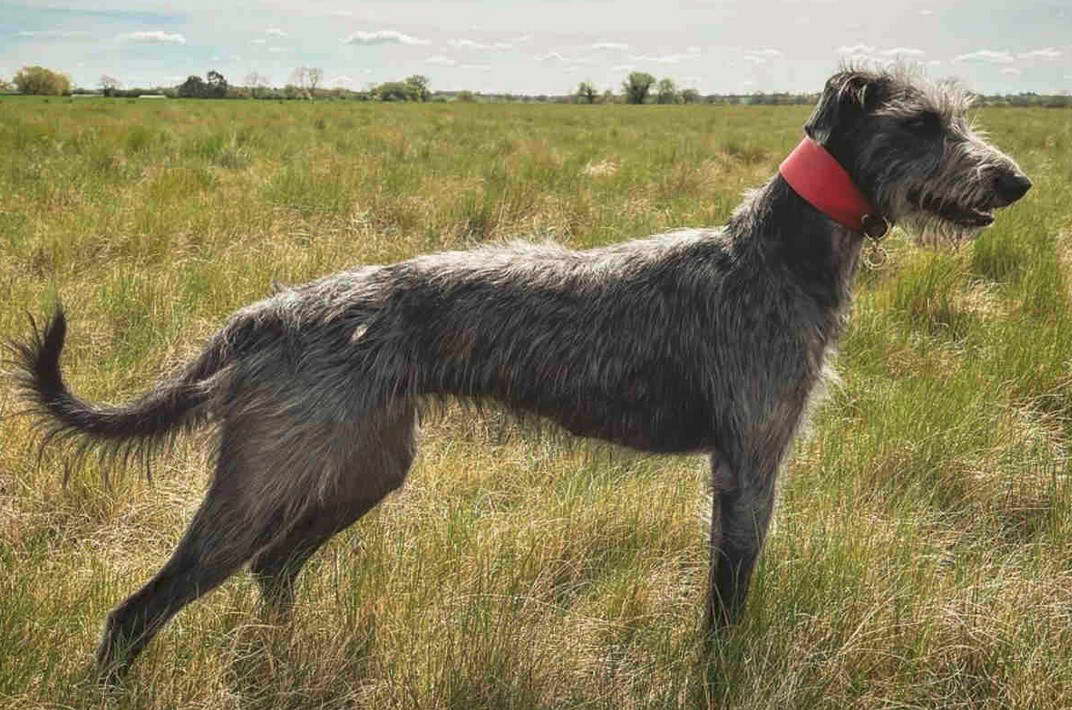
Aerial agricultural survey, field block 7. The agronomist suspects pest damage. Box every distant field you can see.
[1,96,1070,709]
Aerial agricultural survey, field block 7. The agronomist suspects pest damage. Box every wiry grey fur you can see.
[6,66,1031,681]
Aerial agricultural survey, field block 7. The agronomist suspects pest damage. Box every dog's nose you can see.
[995,173,1032,204]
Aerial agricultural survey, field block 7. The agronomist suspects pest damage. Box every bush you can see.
[375,81,418,102]
[13,66,71,95]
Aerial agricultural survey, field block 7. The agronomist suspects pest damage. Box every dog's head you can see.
[804,65,1031,242]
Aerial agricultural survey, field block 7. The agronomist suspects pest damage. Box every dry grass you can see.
[0,96,1070,709]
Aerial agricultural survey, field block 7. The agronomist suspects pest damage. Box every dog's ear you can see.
[805,71,881,145]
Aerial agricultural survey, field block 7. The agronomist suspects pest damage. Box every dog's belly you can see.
[540,397,716,453]
[479,368,718,453]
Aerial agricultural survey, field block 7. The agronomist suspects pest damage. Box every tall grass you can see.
[0,95,1070,709]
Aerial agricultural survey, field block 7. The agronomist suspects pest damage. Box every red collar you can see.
[778,137,888,238]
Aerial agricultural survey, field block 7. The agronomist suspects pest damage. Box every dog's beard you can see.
[899,209,988,247]
[878,183,996,247]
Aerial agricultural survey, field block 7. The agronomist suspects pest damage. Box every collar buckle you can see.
[861,214,890,240]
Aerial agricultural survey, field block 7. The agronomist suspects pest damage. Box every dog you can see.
[8,65,1031,680]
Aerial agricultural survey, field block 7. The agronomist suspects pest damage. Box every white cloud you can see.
[329,75,353,86]
[1018,48,1062,60]
[343,30,429,46]
[686,46,701,55]
[329,10,353,17]
[631,52,693,64]
[837,44,875,55]
[17,30,91,40]
[591,42,629,51]
[268,47,285,53]
[611,64,635,72]
[251,38,267,45]
[880,47,925,57]
[117,30,186,45]
[952,49,1014,64]
[742,48,783,65]
[1001,67,1022,76]
[425,55,458,66]
[919,9,934,15]
[460,63,491,71]
[448,38,512,51]
[265,28,287,38]
[536,51,568,62]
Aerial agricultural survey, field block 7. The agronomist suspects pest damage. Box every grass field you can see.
[1,95,1070,709]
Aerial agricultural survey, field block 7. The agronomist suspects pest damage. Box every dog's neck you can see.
[729,173,864,313]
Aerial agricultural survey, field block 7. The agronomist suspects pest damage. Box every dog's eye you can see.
[904,113,939,133]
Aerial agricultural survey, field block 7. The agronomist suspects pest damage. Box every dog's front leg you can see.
[704,452,776,634]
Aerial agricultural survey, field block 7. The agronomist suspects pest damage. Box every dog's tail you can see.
[7,307,234,463]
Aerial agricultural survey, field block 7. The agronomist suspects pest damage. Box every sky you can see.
[1,0,1070,95]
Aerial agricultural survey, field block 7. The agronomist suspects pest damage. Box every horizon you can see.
[2,0,1070,96]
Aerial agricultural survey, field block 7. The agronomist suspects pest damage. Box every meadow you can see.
[0,95,1070,709]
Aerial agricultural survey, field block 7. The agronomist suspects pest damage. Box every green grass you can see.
[1,95,1070,709]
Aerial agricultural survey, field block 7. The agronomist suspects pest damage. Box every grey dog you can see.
[9,66,1031,680]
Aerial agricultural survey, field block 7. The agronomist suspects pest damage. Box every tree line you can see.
[576,73,704,104]
[0,66,817,104]
[3,64,1070,108]
[0,66,437,101]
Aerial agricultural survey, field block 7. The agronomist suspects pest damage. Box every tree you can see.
[289,66,324,97]
[244,71,269,98]
[681,87,701,104]
[177,75,206,98]
[455,90,476,103]
[601,88,616,104]
[621,71,656,104]
[13,65,71,95]
[575,81,597,104]
[290,67,307,87]
[99,75,121,97]
[655,77,678,104]
[289,67,311,97]
[206,70,228,98]
[404,74,431,102]
[0,77,12,93]
[175,72,228,99]
[306,67,324,94]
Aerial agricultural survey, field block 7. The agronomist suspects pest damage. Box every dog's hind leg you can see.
[249,403,418,615]
[96,433,275,681]
[93,401,408,682]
